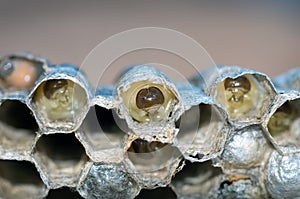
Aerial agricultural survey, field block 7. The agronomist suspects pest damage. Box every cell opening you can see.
[0,100,38,132]
[216,74,272,121]
[171,161,222,197]
[80,105,128,149]
[35,133,88,168]
[173,161,222,183]
[126,138,181,171]
[46,187,83,199]
[135,187,177,199]
[0,160,45,198]
[267,100,300,136]
[32,79,88,130]
[0,160,42,184]
[176,104,225,153]
[176,104,212,135]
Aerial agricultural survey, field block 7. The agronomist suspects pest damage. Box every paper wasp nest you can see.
[0,53,299,199]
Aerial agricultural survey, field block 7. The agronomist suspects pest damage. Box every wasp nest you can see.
[0,53,299,199]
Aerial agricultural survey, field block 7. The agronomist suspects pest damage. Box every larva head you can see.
[120,81,178,123]
[216,74,271,121]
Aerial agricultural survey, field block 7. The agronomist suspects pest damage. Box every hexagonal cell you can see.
[0,100,38,157]
[265,95,300,150]
[176,104,228,162]
[171,160,222,198]
[78,163,140,199]
[77,105,128,161]
[219,125,269,169]
[0,53,48,91]
[46,187,83,199]
[115,65,184,139]
[30,78,89,133]
[215,73,275,123]
[116,65,182,123]
[135,187,177,199]
[33,133,88,188]
[0,160,47,199]
[124,136,183,188]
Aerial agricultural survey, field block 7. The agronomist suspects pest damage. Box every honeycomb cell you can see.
[176,104,227,162]
[265,96,300,149]
[127,138,179,169]
[46,187,83,199]
[77,163,140,199]
[121,81,178,123]
[171,161,222,198]
[220,125,268,169]
[267,101,297,136]
[125,137,183,188]
[0,53,47,91]
[32,78,88,132]
[77,105,128,161]
[0,100,38,157]
[33,133,88,188]
[0,100,38,132]
[216,73,273,122]
[0,160,47,199]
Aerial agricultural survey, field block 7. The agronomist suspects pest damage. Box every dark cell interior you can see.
[46,187,83,199]
[135,187,177,199]
[35,133,87,161]
[0,100,38,131]
[173,160,222,183]
[95,105,129,133]
[0,160,43,185]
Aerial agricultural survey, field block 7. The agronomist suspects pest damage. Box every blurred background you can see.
[0,0,300,84]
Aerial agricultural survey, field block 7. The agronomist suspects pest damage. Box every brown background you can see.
[1,0,299,85]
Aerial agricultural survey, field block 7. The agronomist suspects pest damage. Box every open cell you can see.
[79,105,128,150]
[125,137,183,188]
[0,160,46,199]
[171,161,222,198]
[216,73,274,123]
[176,104,227,162]
[0,100,38,153]
[31,78,89,132]
[34,133,88,187]
[266,97,300,148]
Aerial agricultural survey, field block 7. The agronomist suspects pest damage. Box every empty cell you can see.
[127,138,181,169]
[79,106,128,150]
[0,100,38,152]
[0,100,38,132]
[0,160,46,199]
[35,133,88,166]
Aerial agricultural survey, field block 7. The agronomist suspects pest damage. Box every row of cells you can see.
[0,159,179,199]
[0,54,296,130]
[0,54,299,169]
[1,53,299,151]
